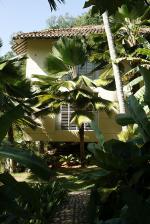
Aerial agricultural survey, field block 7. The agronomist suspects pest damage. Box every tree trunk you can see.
[102,11,126,114]
[6,125,17,173]
[39,141,45,154]
[79,124,85,168]
[8,125,14,143]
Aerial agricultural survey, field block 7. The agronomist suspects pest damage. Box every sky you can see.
[0,0,88,56]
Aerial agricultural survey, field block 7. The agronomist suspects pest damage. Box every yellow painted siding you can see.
[26,39,55,79]
[23,112,121,142]
[24,40,121,142]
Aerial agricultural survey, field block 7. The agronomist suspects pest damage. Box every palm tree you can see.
[83,0,149,114]
[102,11,126,113]
[33,37,113,167]
[0,58,38,172]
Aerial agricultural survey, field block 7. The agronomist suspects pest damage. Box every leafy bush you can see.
[84,95,150,224]
[0,174,66,224]
[59,154,80,166]
[21,181,66,224]
[42,153,61,168]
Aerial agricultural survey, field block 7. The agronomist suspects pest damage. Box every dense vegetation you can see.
[0,0,150,223]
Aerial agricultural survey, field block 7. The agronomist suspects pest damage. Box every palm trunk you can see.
[39,141,45,154]
[8,125,14,143]
[6,125,17,173]
[102,11,126,114]
[72,66,78,79]
[79,123,85,167]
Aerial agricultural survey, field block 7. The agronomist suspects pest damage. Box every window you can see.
[77,62,99,80]
[64,62,99,81]
[56,104,98,131]
[55,61,99,130]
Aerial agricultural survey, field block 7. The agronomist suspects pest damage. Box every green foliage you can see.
[0,55,60,223]
[117,125,139,142]
[85,121,150,223]
[46,37,87,68]
[84,30,150,218]
[0,146,52,180]
[84,0,147,15]
[74,10,102,26]
[59,154,80,166]
[116,114,135,126]
[0,172,40,223]
[0,105,25,142]
[85,3,150,103]
[140,67,150,107]
[46,13,76,28]
[116,95,150,142]
[46,10,102,29]
[35,37,113,129]
[0,174,66,224]
[28,182,66,223]
[0,58,38,143]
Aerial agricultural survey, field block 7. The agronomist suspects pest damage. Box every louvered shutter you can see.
[59,104,98,131]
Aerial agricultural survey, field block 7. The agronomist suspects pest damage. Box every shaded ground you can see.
[13,166,98,223]
[13,166,98,191]
[55,166,97,191]
[50,191,90,224]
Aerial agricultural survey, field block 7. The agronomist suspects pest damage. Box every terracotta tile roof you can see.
[13,25,150,40]
[12,25,150,54]
[13,25,105,40]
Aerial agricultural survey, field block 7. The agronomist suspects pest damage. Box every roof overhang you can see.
[12,25,150,55]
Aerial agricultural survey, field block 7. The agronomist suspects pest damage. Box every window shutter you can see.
[59,104,98,131]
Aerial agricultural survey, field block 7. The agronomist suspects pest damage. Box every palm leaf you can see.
[122,67,140,83]
[133,48,150,58]
[134,86,145,101]
[124,76,143,94]
[45,54,69,75]
[51,37,87,66]
[0,105,25,142]
[48,0,65,11]
[95,64,113,87]
[70,111,94,127]
[115,57,150,65]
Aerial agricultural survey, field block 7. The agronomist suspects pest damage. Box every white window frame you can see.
[56,104,98,131]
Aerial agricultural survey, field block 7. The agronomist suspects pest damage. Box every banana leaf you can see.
[0,172,40,213]
[127,95,150,142]
[140,67,150,107]
[0,146,52,180]
[116,113,135,126]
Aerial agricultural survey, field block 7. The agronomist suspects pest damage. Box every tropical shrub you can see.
[28,181,66,223]
[84,93,150,224]
[0,174,66,224]
[59,154,80,166]
[83,65,150,223]
[0,57,63,223]
[33,37,114,167]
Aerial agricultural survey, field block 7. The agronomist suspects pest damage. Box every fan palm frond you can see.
[48,0,65,11]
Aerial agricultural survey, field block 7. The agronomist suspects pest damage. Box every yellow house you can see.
[13,25,121,142]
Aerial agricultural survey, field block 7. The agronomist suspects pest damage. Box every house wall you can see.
[26,39,55,78]
[24,39,121,142]
[23,111,121,142]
